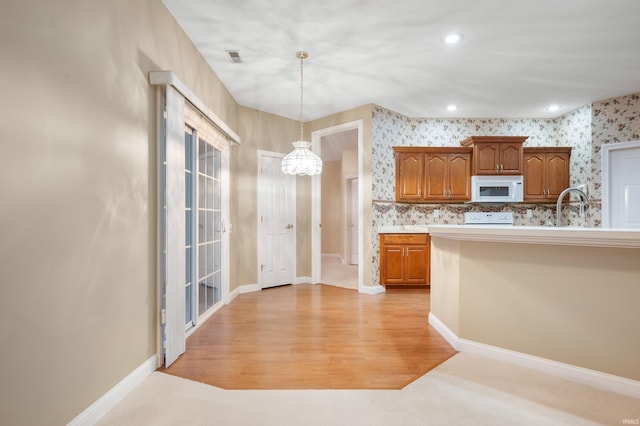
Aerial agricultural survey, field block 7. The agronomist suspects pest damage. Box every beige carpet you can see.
[98,353,639,425]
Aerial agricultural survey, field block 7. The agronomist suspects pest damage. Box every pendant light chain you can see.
[281,51,322,176]
[299,52,305,141]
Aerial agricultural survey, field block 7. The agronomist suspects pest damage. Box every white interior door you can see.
[604,142,640,228]
[258,151,296,288]
[350,178,359,265]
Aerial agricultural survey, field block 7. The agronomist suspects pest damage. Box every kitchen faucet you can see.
[556,187,589,227]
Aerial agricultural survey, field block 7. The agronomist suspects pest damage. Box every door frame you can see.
[602,139,640,227]
[257,149,296,289]
[345,176,358,265]
[311,120,364,289]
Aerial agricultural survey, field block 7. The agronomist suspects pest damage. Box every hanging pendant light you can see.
[281,51,323,176]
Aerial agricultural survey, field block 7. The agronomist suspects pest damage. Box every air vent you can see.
[226,50,242,64]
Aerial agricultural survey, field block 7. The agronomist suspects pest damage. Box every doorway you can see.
[311,121,363,290]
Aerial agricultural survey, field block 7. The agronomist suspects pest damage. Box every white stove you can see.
[464,211,514,225]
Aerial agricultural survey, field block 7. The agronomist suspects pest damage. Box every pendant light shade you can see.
[281,141,323,175]
[281,51,322,176]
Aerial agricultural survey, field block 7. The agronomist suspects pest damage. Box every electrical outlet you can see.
[526,209,533,218]
[433,209,439,218]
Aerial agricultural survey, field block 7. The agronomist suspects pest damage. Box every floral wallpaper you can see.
[370,93,640,286]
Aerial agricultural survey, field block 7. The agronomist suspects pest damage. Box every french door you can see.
[184,118,227,331]
[153,75,236,368]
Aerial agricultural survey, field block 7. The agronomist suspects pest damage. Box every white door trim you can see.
[311,120,364,289]
[602,140,640,227]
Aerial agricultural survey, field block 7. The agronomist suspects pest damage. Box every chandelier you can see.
[281,51,323,176]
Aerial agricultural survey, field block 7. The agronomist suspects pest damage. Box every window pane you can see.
[185,132,192,172]
[205,142,213,176]
[185,210,192,246]
[214,211,221,241]
[206,178,213,210]
[198,211,205,243]
[198,244,206,278]
[185,246,192,283]
[185,284,192,323]
[185,171,192,208]
[214,240,221,272]
[213,271,221,304]
[206,211,214,242]
[214,178,221,210]
[206,275,214,308]
[198,175,205,209]
[198,139,206,172]
[214,148,221,180]
[206,243,214,275]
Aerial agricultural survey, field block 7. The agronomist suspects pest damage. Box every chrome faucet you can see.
[556,187,589,227]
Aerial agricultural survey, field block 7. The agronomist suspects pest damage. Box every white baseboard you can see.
[69,355,157,426]
[359,284,386,295]
[428,312,640,399]
[230,283,260,302]
[322,253,347,264]
[294,276,313,284]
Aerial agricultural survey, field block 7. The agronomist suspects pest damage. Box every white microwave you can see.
[471,175,524,203]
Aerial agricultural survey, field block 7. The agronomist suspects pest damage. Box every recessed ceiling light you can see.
[447,104,457,112]
[444,33,463,44]
[545,104,561,112]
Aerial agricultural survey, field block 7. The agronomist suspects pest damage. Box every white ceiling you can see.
[162,0,640,121]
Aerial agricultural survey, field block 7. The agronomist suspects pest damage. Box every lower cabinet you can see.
[379,233,430,285]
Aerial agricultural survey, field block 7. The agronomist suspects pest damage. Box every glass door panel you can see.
[197,137,222,317]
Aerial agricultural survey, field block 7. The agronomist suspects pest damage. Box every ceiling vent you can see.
[226,50,242,64]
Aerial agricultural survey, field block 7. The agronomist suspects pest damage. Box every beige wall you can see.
[321,161,343,254]
[230,107,300,289]
[0,1,240,424]
[431,238,640,381]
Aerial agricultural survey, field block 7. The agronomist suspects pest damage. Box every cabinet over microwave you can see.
[471,175,523,203]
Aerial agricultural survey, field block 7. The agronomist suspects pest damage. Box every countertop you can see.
[379,224,640,248]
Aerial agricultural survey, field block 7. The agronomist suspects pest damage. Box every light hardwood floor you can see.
[162,284,457,390]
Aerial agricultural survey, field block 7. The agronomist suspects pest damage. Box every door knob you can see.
[286,224,293,229]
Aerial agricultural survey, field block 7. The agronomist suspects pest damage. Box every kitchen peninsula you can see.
[423,224,640,395]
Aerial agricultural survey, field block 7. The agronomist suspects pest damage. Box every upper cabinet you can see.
[395,150,425,201]
[461,136,528,175]
[394,147,471,203]
[523,147,572,203]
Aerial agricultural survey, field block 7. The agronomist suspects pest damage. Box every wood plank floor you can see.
[161,284,457,390]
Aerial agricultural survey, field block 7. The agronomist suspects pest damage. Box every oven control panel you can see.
[464,212,514,225]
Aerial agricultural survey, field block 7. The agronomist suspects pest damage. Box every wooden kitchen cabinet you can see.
[395,151,425,201]
[523,147,571,203]
[461,136,528,175]
[380,233,430,285]
[394,147,471,203]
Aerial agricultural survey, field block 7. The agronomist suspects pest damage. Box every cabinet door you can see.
[447,153,471,200]
[545,152,570,199]
[405,245,428,284]
[499,143,523,174]
[424,153,447,200]
[523,153,545,201]
[396,153,424,201]
[474,143,500,174]
[381,245,405,284]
